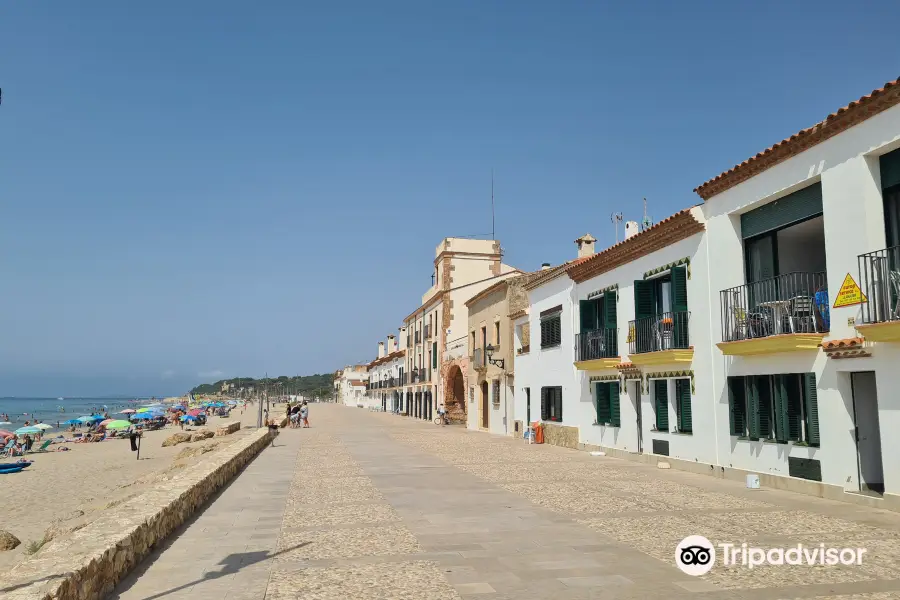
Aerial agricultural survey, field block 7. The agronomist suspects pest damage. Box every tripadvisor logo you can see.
[676,536,867,575]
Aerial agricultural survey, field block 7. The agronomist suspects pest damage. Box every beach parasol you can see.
[0,430,14,438]
[62,419,81,426]
[77,415,101,424]
[105,420,131,430]
[119,409,136,415]
[132,413,155,420]
[180,415,201,422]
[34,424,53,430]
[0,421,11,425]
[99,419,114,426]
[15,426,41,435]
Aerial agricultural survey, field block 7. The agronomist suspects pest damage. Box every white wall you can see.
[512,315,535,429]
[523,276,578,426]
[702,102,900,492]
[573,223,716,465]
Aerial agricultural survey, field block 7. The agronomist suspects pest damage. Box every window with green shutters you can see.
[541,386,562,422]
[432,342,437,369]
[730,373,820,446]
[594,381,620,426]
[675,378,692,433]
[653,379,668,431]
[728,376,747,436]
[540,309,562,349]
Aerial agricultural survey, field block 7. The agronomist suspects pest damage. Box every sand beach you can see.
[0,403,262,572]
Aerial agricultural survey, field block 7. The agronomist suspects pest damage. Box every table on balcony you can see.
[758,300,792,335]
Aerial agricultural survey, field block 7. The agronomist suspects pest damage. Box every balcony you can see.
[472,348,486,370]
[718,272,827,356]
[516,345,530,356]
[424,324,432,339]
[628,311,693,365]
[575,328,619,370]
[415,331,421,344]
[857,246,900,341]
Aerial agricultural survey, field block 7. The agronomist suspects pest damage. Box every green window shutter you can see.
[747,377,760,439]
[881,147,900,190]
[579,300,596,332]
[803,373,820,446]
[784,374,802,441]
[634,280,655,320]
[675,379,692,433]
[595,382,610,423]
[540,387,549,421]
[758,376,773,438]
[740,183,823,239]
[773,375,789,442]
[432,342,437,369]
[609,382,620,427]
[670,266,688,312]
[654,380,668,431]
[604,291,618,356]
[728,377,746,436]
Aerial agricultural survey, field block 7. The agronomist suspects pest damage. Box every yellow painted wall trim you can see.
[717,334,825,356]
[628,349,694,366]
[574,357,621,371]
[855,321,900,342]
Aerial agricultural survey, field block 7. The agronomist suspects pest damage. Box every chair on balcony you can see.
[890,271,900,319]
[586,332,605,359]
[789,296,816,333]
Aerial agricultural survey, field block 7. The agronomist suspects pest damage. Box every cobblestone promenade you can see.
[112,404,900,600]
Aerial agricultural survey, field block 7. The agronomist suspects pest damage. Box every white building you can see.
[334,365,368,408]
[365,335,406,412]
[697,77,900,503]
[514,77,900,509]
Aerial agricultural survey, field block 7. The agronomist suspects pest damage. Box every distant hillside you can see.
[190,374,333,398]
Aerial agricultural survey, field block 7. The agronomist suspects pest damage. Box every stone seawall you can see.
[0,428,275,600]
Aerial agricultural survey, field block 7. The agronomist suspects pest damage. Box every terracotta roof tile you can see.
[522,257,591,291]
[695,78,900,200]
[821,337,865,350]
[567,209,705,283]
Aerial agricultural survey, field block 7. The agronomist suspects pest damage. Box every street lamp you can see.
[485,344,504,369]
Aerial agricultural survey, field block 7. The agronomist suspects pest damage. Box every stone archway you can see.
[441,358,468,423]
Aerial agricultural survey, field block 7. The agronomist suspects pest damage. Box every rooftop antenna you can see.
[491,169,495,241]
[642,197,652,231]
[611,212,624,243]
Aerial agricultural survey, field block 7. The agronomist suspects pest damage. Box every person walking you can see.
[300,401,309,428]
[437,403,447,425]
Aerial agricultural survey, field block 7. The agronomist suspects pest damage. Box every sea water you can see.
[0,397,158,428]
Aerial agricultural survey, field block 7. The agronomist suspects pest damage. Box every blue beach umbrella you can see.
[62,419,81,426]
[15,426,41,435]
[77,415,102,424]
[180,415,200,422]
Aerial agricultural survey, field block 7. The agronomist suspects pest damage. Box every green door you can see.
[670,266,689,348]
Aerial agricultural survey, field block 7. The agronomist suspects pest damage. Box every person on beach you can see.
[300,401,309,428]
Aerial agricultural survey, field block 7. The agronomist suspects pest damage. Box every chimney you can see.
[541,262,551,271]
[377,341,385,359]
[387,335,396,354]
[624,221,640,240]
[575,233,596,258]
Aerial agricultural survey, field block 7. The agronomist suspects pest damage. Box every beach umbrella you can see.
[0,430,14,438]
[135,407,151,413]
[62,419,81,426]
[119,409,136,415]
[99,419,114,426]
[180,415,200,422]
[15,426,41,435]
[0,421,11,425]
[34,424,53,430]
[105,420,131,430]
[133,414,154,420]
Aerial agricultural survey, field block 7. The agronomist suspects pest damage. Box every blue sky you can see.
[2,1,898,396]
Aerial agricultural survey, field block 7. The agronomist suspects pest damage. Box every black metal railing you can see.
[472,348,485,368]
[575,328,618,361]
[415,331,421,344]
[719,272,828,342]
[859,246,900,325]
[628,311,691,354]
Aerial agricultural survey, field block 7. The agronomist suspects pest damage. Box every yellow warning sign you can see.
[833,273,867,308]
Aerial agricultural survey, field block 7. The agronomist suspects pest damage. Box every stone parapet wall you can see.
[541,423,579,449]
[0,427,275,600]
[216,421,241,436]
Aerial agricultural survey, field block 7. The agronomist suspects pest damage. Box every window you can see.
[494,321,501,345]
[675,379,692,434]
[540,306,562,349]
[469,387,474,404]
[579,290,618,357]
[492,380,500,405]
[471,331,476,353]
[540,386,562,422]
[594,381,620,426]
[728,373,820,446]
[432,342,437,369]
[653,380,669,431]
[633,266,689,351]
[525,387,531,423]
